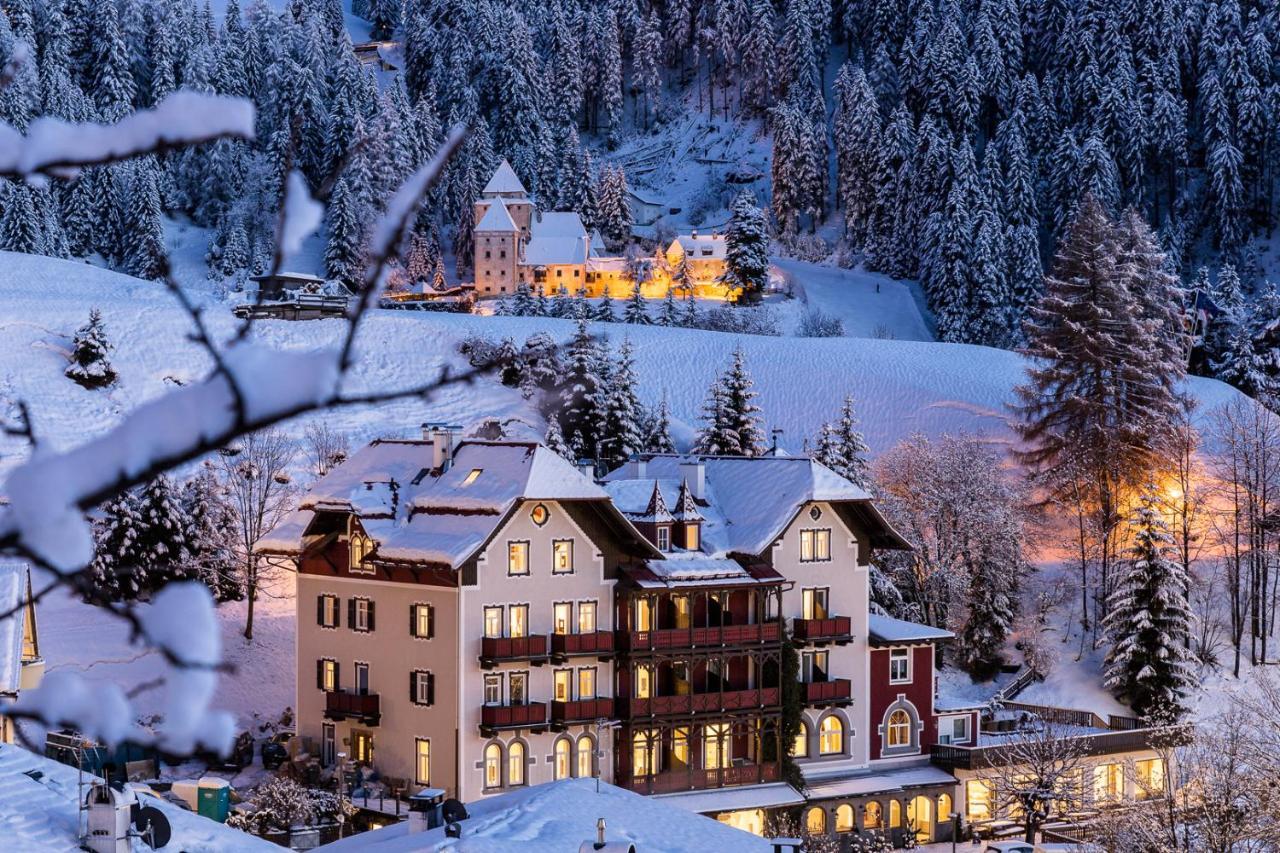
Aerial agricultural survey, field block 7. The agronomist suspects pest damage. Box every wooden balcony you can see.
[624,761,780,795]
[622,622,781,652]
[804,678,852,706]
[930,728,1164,771]
[619,686,780,718]
[324,691,380,726]
[480,635,548,668]
[480,701,548,735]
[551,630,614,659]
[550,697,615,726]
[792,616,853,645]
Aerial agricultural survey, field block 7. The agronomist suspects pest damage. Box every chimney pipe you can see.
[576,458,595,480]
[595,818,606,850]
[627,454,646,480]
[678,461,705,500]
[430,424,460,473]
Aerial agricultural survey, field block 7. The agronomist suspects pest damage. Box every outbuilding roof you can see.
[481,159,528,197]
[524,212,589,266]
[867,613,954,646]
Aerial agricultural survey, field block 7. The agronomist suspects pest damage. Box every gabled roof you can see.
[524,212,589,265]
[669,232,727,260]
[481,158,528,197]
[671,479,703,522]
[867,613,954,646]
[628,480,673,524]
[475,197,518,233]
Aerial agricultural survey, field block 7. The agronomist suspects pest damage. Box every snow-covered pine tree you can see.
[596,164,634,245]
[0,181,42,255]
[134,474,192,590]
[600,338,644,467]
[544,414,571,459]
[65,308,118,388]
[623,280,650,324]
[1103,488,1194,717]
[556,318,605,457]
[511,282,536,316]
[595,289,617,323]
[643,392,677,453]
[693,347,766,456]
[719,192,770,305]
[325,174,364,286]
[658,287,679,326]
[87,491,144,602]
[182,466,243,602]
[681,288,700,327]
[832,62,884,248]
[122,158,166,281]
[813,395,872,488]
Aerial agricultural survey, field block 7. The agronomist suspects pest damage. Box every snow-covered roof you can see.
[261,440,653,569]
[316,778,774,852]
[0,744,276,851]
[867,613,954,646]
[0,561,25,695]
[602,454,896,558]
[475,198,518,233]
[588,230,607,255]
[804,764,957,800]
[524,213,588,266]
[670,232,727,260]
[653,781,805,814]
[481,159,528,197]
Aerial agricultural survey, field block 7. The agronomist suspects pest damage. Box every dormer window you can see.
[656,525,670,551]
[350,525,374,574]
[684,523,700,551]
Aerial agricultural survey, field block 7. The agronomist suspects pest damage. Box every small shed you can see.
[249,271,327,300]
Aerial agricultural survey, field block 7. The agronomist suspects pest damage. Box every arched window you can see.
[577,735,594,778]
[864,801,883,829]
[483,742,502,789]
[938,793,953,824]
[793,720,809,758]
[554,738,572,780]
[805,806,826,834]
[508,741,526,786]
[890,800,902,828]
[887,709,912,747]
[908,795,933,841]
[835,804,854,832]
[819,715,843,755]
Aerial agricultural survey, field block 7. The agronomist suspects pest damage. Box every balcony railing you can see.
[624,761,780,795]
[480,635,548,667]
[930,728,1164,771]
[551,630,614,658]
[324,691,381,725]
[622,622,781,651]
[792,616,853,644]
[550,697,615,725]
[480,701,548,733]
[619,686,780,718]
[804,678,852,705]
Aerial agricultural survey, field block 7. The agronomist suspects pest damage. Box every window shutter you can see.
[316,596,324,626]
[335,662,340,691]
[368,600,376,632]
[427,605,435,639]
[348,598,356,628]
[427,672,435,706]
[334,597,341,628]
[410,606,417,638]
[410,671,417,704]
[316,659,323,690]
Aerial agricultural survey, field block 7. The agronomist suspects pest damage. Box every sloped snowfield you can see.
[0,251,1250,728]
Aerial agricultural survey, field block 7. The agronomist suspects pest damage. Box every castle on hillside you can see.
[473,160,733,301]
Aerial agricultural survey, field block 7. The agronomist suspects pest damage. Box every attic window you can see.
[531,503,550,527]
[462,469,483,486]
[809,506,822,521]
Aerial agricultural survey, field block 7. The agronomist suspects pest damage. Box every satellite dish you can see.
[135,805,172,849]
[442,798,468,823]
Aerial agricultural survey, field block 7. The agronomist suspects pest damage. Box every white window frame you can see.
[353,598,371,632]
[656,526,670,551]
[889,648,911,683]
[483,674,503,706]
[553,668,573,702]
[948,715,970,744]
[349,523,375,574]
[413,670,433,705]
[508,604,529,638]
[483,606,503,639]
[578,666,597,699]
[320,658,337,693]
[578,600,598,634]
[320,594,339,628]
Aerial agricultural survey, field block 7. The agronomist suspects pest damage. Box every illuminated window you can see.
[553,539,574,574]
[632,730,658,777]
[635,664,654,698]
[578,667,596,699]
[578,601,597,633]
[685,523,700,550]
[483,674,502,706]
[886,709,911,748]
[889,800,902,828]
[802,587,829,620]
[483,606,502,638]
[508,671,528,706]
[865,801,883,828]
[554,602,571,635]
[793,721,809,758]
[508,741,526,786]
[508,604,528,638]
[635,598,655,632]
[820,715,844,754]
[415,738,430,785]
[967,779,993,819]
[805,807,826,834]
[704,723,731,770]
[576,735,594,777]
[350,527,374,573]
[484,743,502,788]
[554,669,572,702]
[1136,758,1165,799]
[1093,763,1122,802]
[889,648,911,683]
[802,650,829,683]
[318,594,339,628]
[508,541,529,576]
[462,468,482,486]
[530,503,549,526]
[799,529,831,562]
[319,659,337,692]
[554,738,571,780]
[672,727,689,766]
[836,804,854,832]
[411,604,433,638]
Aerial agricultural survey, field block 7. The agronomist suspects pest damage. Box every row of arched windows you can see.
[793,714,845,758]
[484,735,596,790]
[805,793,953,840]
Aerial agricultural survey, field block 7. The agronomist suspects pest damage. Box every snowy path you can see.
[773,257,935,342]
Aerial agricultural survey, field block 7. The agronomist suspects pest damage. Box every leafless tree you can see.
[303,421,349,479]
[978,720,1088,843]
[215,428,297,640]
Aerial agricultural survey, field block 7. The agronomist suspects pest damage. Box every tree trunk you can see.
[243,555,257,640]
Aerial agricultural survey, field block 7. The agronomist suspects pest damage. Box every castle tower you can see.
[476,159,533,239]
[473,197,520,295]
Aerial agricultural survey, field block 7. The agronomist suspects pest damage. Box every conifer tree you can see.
[693,347,765,456]
[812,395,872,488]
[596,165,634,245]
[1104,489,1194,717]
[557,318,605,456]
[65,309,118,388]
[623,280,650,324]
[659,288,679,326]
[595,290,617,323]
[122,159,166,281]
[0,181,42,254]
[182,467,242,601]
[545,414,572,459]
[88,491,144,601]
[719,192,770,305]
[600,338,644,467]
[644,392,677,453]
[325,174,364,286]
[134,474,192,589]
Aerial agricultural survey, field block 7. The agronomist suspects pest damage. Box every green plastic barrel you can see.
[197,777,231,822]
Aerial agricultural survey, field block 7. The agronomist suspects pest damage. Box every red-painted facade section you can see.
[868,645,938,760]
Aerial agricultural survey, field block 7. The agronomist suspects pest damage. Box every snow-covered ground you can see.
[775,256,935,341]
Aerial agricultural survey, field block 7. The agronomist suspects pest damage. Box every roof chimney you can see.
[678,460,705,501]
[428,424,460,473]
[627,454,646,480]
[690,229,698,240]
[576,458,596,481]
